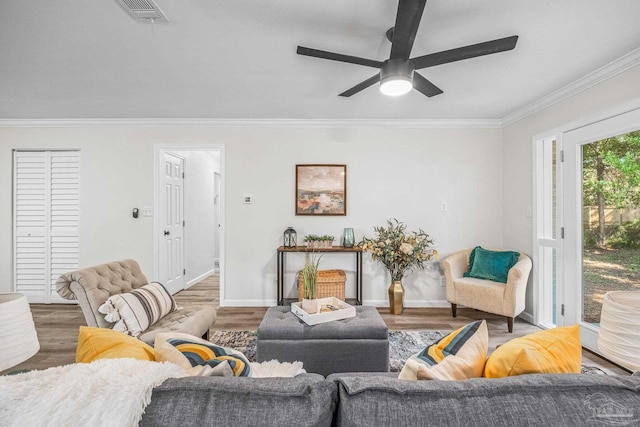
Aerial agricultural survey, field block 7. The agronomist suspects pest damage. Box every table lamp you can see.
[0,293,40,371]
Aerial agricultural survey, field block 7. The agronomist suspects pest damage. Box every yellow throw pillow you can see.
[76,326,155,363]
[398,320,488,381]
[484,324,582,378]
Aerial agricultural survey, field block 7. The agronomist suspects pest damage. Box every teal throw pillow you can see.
[463,247,520,283]
[465,246,481,271]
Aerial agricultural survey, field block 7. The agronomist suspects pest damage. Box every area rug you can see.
[209,330,444,372]
[208,330,607,374]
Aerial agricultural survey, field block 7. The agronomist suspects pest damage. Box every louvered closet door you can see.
[13,151,80,303]
[14,152,48,302]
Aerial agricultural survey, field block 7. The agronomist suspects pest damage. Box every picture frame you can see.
[296,164,347,216]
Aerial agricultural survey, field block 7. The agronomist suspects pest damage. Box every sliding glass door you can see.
[563,108,640,352]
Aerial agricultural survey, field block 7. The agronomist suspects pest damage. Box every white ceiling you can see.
[1,0,639,121]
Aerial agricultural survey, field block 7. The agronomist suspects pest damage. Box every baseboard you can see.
[185,268,216,289]
[363,299,450,308]
[517,311,534,324]
[224,299,277,307]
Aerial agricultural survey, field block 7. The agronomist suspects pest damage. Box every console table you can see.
[276,246,363,306]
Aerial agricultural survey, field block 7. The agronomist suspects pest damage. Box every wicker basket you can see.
[298,269,346,301]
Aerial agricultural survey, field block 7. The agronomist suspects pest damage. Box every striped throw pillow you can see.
[98,282,177,337]
[398,320,488,381]
[154,332,252,377]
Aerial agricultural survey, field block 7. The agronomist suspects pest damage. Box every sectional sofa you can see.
[141,371,640,426]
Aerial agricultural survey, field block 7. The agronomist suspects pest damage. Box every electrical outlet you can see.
[440,202,448,212]
[142,207,153,217]
[244,195,254,204]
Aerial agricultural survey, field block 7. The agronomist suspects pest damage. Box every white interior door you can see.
[159,152,185,294]
[13,150,80,303]
[214,171,221,271]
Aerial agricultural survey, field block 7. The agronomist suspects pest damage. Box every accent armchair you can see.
[442,248,532,333]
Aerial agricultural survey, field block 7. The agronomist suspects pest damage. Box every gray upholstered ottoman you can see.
[256,306,389,376]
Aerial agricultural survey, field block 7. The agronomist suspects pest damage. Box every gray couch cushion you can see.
[327,372,399,380]
[332,373,640,427]
[140,374,337,427]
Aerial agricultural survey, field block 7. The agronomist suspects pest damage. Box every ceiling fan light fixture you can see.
[379,59,414,96]
[380,75,413,96]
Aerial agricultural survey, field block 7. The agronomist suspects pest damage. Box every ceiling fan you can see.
[296,0,518,98]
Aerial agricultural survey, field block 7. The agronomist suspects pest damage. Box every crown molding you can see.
[3,48,636,130]
[501,47,640,127]
[0,118,502,129]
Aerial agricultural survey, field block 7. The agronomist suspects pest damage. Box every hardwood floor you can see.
[2,274,629,375]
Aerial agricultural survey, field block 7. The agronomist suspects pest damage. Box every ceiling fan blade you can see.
[339,74,381,97]
[297,46,383,68]
[412,72,443,97]
[411,35,518,69]
[390,0,428,60]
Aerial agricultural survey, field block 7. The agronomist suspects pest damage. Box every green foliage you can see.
[607,219,640,249]
[583,227,599,248]
[583,131,640,207]
[303,234,334,242]
[583,131,640,247]
[301,253,322,299]
[583,224,624,248]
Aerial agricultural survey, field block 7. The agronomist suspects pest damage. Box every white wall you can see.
[173,150,219,287]
[225,127,504,306]
[0,125,503,306]
[502,64,640,318]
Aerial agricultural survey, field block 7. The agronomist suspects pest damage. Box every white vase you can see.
[302,298,319,314]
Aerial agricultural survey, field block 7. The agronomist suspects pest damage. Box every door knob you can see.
[164,230,170,236]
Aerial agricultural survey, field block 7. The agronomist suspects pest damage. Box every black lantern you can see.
[284,227,297,248]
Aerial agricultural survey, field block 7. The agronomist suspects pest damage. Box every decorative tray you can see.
[291,297,355,326]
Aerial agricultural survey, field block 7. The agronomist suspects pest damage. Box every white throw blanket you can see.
[0,358,186,427]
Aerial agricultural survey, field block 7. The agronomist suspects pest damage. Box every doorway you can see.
[154,145,224,305]
[563,108,640,352]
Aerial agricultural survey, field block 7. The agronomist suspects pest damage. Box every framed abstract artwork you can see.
[296,164,347,216]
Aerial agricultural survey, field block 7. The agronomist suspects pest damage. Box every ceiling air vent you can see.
[115,0,169,23]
